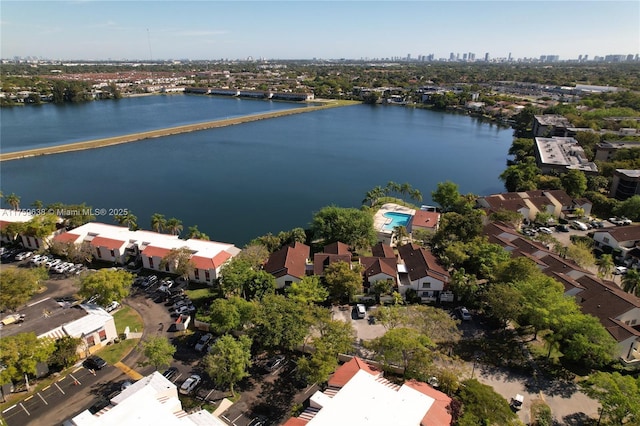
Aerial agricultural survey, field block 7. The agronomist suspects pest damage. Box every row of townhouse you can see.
[50,222,240,284]
[476,189,592,223]
[263,241,452,303]
[0,211,241,285]
[485,221,640,365]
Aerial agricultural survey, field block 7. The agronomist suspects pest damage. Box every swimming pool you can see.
[382,212,412,231]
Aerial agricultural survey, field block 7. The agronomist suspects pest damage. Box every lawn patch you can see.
[98,338,139,364]
[113,305,144,335]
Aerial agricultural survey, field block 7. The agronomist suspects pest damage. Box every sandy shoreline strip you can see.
[1,100,359,162]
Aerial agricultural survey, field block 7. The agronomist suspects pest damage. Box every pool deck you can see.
[374,203,416,233]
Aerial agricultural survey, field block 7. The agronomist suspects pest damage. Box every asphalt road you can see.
[2,365,126,426]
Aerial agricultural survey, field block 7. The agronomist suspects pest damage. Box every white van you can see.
[571,220,588,231]
[356,304,366,319]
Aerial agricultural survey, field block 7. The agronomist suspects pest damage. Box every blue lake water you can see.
[0,96,513,246]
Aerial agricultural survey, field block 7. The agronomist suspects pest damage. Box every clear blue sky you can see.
[2,1,639,60]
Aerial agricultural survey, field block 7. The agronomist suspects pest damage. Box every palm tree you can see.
[150,213,166,233]
[362,186,385,207]
[186,225,209,240]
[5,193,20,210]
[123,213,138,231]
[392,225,408,247]
[165,218,183,236]
[595,254,614,279]
[622,269,640,297]
[409,188,423,203]
[385,181,401,196]
[31,200,44,210]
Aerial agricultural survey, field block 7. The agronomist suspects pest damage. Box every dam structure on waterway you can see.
[0,100,358,162]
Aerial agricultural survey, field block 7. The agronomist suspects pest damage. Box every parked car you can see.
[121,380,133,391]
[179,374,201,395]
[15,251,33,261]
[162,367,178,381]
[538,227,554,234]
[171,305,195,317]
[590,220,605,229]
[265,355,286,372]
[355,304,366,319]
[614,266,628,275]
[510,393,524,410]
[195,333,213,352]
[104,301,120,312]
[83,356,108,370]
[455,306,472,321]
[571,220,589,231]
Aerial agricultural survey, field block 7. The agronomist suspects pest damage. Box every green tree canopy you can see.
[323,261,364,304]
[0,267,48,311]
[580,371,640,425]
[614,195,640,221]
[431,181,462,213]
[203,334,252,397]
[48,336,82,370]
[561,169,588,198]
[366,327,435,380]
[298,317,355,384]
[77,268,133,306]
[0,333,56,383]
[160,246,195,281]
[457,379,519,426]
[311,206,376,249]
[285,275,329,304]
[251,294,314,350]
[141,336,176,370]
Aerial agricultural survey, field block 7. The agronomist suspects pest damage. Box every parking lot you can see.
[2,365,126,426]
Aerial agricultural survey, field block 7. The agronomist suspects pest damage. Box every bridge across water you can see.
[0,100,358,162]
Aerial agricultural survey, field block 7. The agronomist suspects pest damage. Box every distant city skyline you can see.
[2,1,639,61]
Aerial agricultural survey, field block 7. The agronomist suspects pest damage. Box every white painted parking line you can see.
[205,389,214,400]
[37,392,48,405]
[54,382,65,395]
[24,395,33,402]
[19,402,30,416]
[232,413,243,423]
[42,385,51,391]
[72,367,82,374]
[69,373,81,385]
[2,404,17,414]
[173,373,182,383]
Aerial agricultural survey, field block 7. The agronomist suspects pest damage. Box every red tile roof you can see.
[595,225,640,243]
[327,357,381,388]
[411,210,440,230]
[323,242,351,255]
[191,251,232,270]
[90,236,126,250]
[142,246,172,258]
[398,243,449,282]
[264,242,310,279]
[404,380,453,426]
[371,242,395,259]
[313,253,351,276]
[281,418,309,426]
[360,257,397,283]
[53,232,81,244]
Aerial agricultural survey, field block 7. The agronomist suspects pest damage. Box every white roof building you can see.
[64,372,225,426]
[53,222,240,284]
[284,357,453,426]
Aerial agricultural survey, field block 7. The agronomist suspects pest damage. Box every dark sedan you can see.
[83,356,108,370]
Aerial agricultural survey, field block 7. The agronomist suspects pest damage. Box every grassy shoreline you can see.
[0,100,359,162]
